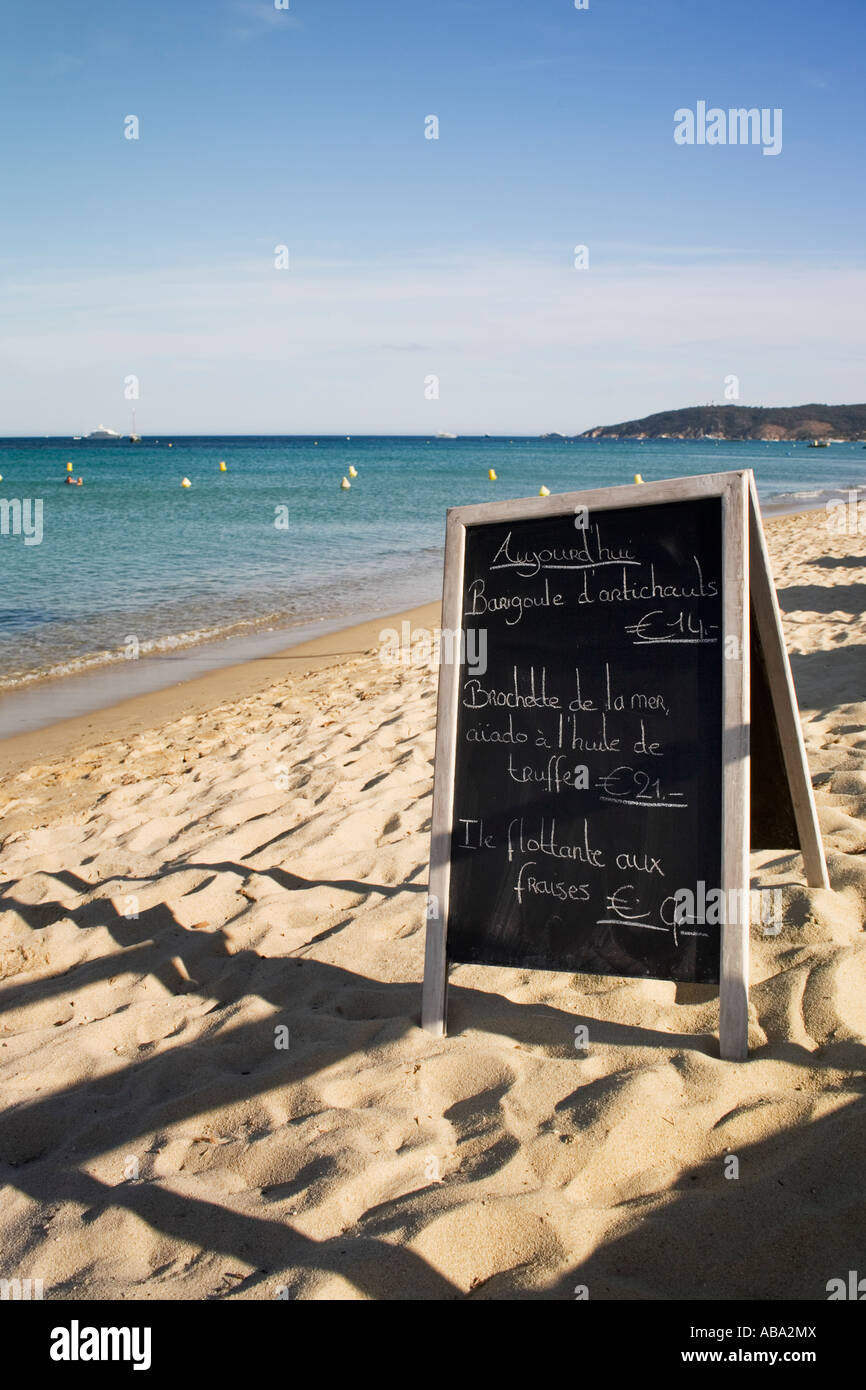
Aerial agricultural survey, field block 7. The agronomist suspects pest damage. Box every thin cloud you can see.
[2,252,864,432]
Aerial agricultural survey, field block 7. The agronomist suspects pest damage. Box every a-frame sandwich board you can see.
[422,469,829,1062]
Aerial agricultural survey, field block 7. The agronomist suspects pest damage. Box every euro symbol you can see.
[606,885,650,921]
[596,765,631,797]
[624,610,662,642]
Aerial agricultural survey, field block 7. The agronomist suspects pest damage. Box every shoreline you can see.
[0,599,440,781]
[0,584,441,742]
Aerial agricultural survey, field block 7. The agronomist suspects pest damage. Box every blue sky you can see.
[1,0,864,433]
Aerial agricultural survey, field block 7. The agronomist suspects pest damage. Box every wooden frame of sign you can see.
[422,468,828,1062]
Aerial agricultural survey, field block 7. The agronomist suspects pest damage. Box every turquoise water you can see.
[0,434,863,691]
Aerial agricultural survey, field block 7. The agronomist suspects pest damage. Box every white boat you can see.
[87,424,122,439]
[436,432,458,439]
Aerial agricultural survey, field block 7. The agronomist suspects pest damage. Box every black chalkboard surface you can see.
[447,497,724,984]
[422,470,828,1060]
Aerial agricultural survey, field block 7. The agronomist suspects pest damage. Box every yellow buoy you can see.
[488,468,497,481]
[66,461,73,472]
[168,443,173,447]
[348,465,358,478]
[539,485,550,497]
[634,473,644,484]
[219,461,227,471]
[181,477,192,488]
[341,476,351,490]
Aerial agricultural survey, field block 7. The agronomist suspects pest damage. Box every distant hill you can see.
[577,404,866,442]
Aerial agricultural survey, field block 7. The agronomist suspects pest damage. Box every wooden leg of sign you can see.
[748,482,830,890]
[422,828,448,1035]
[422,821,451,1037]
[719,475,751,1061]
[719,904,750,1061]
[421,512,466,1037]
[421,927,447,1037]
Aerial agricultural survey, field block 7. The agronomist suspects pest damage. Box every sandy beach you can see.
[1,508,865,1300]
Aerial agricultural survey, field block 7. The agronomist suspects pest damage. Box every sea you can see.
[0,434,863,735]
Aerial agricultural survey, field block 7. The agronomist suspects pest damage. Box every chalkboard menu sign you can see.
[422,471,828,1060]
[449,495,723,984]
